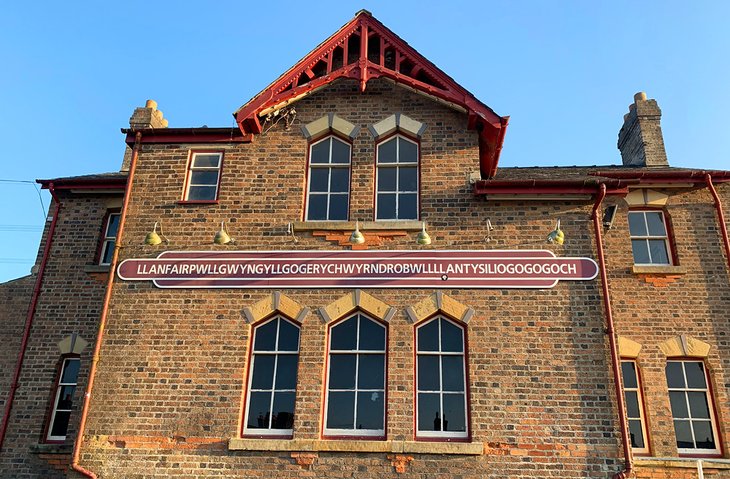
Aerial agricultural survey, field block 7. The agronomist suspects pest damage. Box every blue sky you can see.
[1,1,728,281]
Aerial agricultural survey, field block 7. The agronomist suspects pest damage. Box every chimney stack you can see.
[617,92,668,167]
[121,100,168,171]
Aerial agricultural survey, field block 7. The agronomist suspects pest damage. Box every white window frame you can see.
[666,360,721,455]
[243,316,300,437]
[183,151,223,201]
[415,316,468,439]
[305,136,351,221]
[628,210,672,265]
[46,357,80,441]
[99,212,120,266]
[375,134,419,221]
[323,312,386,437]
[621,359,650,454]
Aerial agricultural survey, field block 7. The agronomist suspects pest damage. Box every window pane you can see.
[621,362,637,389]
[254,320,277,351]
[275,354,299,390]
[377,193,396,219]
[629,419,645,449]
[442,356,465,392]
[442,393,466,432]
[331,138,350,164]
[250,355,275,390]
[356,391,384,430]
[311,139,330,164]
[271,392,295,429]
[674,420,693,449]
[307,195,327,220]
[648,240,670,264]
[327,392,355,429]
[330,168,349,193]
[399,166,418,191]
[625,391,640,418]
[106,214,120,238]
[329,354,356,389]
[378,138,397,163]
[277,320,299,352]
[417,320,439,352]
[628,212,647,236]
[101,242,115,265]
[358,318,385,351]
[685,362,707,389]
[669,391,689,418]
[61,360,80,384]
[358,354,384,389]
[187,186,217,201]
[331,317,357,350]
[666,362,686,388]
[693,421,716,449]
[399,138,418,163]
[192,154,221,168]
[50,411,71,437]
[417,355,440,391]
[399,194,418,220]
[688,392,710,419]
[377,168,397,192]
[247,392,272,429]
[417,393,440,431]
[441,320,464,353]
[645,212,666,236]
[328,194,348,221]
[190,170,219,186]
[57,386,76,410]
[309,168,329,193]
[631,240,650,264]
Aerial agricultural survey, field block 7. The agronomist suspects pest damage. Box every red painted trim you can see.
[0,183,62,452]
[474,179,634,197]
[123,128,252,147]
[38,180,126,191]
[592,184,634,479]
[706,175,730,276]
[181,150,225,202]
[593,170,730,183]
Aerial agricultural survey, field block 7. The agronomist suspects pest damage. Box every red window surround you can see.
[179,150,225,204]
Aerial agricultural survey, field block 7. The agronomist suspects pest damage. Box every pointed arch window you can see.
[375,135,419,220]
[305,136,351,221]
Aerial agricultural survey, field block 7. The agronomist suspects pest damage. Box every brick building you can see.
[1,10,730,478]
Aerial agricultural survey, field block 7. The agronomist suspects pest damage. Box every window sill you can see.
[176,200,219,205]
[632,265,687,275]
[84,265,111,274]
[292,220,423,232]
[634,457,730,469]
[29,443,73,454]
[228,438,482,455]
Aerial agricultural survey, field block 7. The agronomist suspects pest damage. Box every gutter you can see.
[592,184,633,479]
[706,174,730,274]
[71,132,142,478]
[0,183,62,451]
[473,178,634,196]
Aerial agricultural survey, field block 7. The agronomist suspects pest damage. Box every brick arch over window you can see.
[301,113,360,141]
[242,292,309,324]
[318,289,396,324]
[405,292,474,325]
[659,335,711,358]
[368,113,426,142]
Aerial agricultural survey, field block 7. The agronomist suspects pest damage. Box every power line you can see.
[0,179,46,219]
[0,225,43,232]
[0,258,34,264]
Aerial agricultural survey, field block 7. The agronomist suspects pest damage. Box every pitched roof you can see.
[233,10,508,179]
[37,172,128,190]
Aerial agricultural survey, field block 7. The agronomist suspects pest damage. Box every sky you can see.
[1,1,729,282]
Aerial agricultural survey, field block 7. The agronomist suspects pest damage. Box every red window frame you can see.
[179,150,224,204]
[321,311,388,440]
[627,208,678,265]
[240,314,301,439]
[42,354,81,443]
[373,132,421,221]
[303,134,352,222]
[620,359,651,455]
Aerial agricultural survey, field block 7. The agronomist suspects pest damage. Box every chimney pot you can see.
[145,99,158,110]
[634,92,647,102]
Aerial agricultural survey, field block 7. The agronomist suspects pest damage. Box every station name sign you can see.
[117,250,598,289]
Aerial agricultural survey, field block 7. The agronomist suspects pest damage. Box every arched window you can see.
[375,135,418,220]
[415,316,468,439]
[305,136,351,221]
[324,312,386,437]
[243,316,300,437]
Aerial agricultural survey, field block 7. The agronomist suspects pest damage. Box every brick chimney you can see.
[617,92,668,167]
[121,100,168,171]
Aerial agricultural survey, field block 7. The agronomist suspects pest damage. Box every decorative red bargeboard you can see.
[117,250,598,289]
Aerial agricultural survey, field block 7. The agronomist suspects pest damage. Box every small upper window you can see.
[621,360,649,454]
[46,357,80,442]
[665,360,720,455]
[375,135,418,220]
[305,136,351,221]
[416,316,468,439]
[628,210,671,265]
[99,212,120,265]
[184,152,223,201]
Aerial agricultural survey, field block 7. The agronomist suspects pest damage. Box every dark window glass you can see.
[61,359,80,383]
[185,153,221,201]
[187,185,217,201]
[685,362,707,389]
[694,421,716,449]
[442,394,466,432]
[645,212,666,236]
[47,358,80,440]
[330,316,357,350]
[417,393,440,431]
[631,240,651,264]
[331,138,350,164]
[629,420,645,449]
[441,320,464,353]
[669,391,689,418]
[106,214,120,238]
[628,212,648,236]
[666,361,718,451]
[399,167,418,191]
[376,193,396,220]
[250,355,275,390]
[621,362,638,389]
[330,168,349,192]
[272,392,295,429]
[50,411,71,437]
[376,136,419,220]
[329,354,356,389]
[328,194,348,221]
[327,392,355,429]
[278,321,300,351]
[358,317,385,351]
[378,138,397,163]
[192,154,221,168]
[56,386,75,410]
[666,362,685,388]
[377,168,397,191]
[307,137,351,221]
[190,170,219,185]
[648,240,669,264]
[275,354,299,390]
[417,355,440,391]
[311,139,330,163]
[625,391,640,418]
[247,392,272,428]
[417,318,439,352]
[399,137,418,162]
[307,195,327,221]
[356,391,384,430]
[674,420,694,449]
[254,320,277,351]
[399,194,418,220]
[309,168,329,192]
[358,354,384,389]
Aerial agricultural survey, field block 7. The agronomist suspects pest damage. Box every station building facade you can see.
[1,10,730,479]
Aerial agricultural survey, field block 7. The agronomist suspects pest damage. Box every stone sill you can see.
[292,221,423,232]
[632,265,687,275]
[635,457,730,469]
[29,443,72,454]
[228,438,482,455]
[83,265,111,274]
